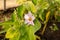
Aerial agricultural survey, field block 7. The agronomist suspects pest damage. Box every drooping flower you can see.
[24,11,35,25]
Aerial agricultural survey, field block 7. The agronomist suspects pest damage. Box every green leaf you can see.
[0,21,13,25]
[54,11,60,22]
[5,27,17,38]
[50,24,59,31]
[10,32,20,40]
[19,24,36,40]
[17,5,25,19]
[38,9,45,21]
[33,19,41,33]
[41,2,49,9]
[53,24,59,31]
[32,0,37,5]
[0,21,13,31]
[57,10,60,22]
[37,0,49,10]
[55,0,60,3]
[24,1,37,13]
[36,0,49,10]
[19,24,28,40]
[57,16,60,22]
[11,10,17,22]
[45,11,50,23]
[28,26,36,40]
[3,24,11,32]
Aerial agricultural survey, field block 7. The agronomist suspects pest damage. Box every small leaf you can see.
[17,5,25,19]
[19,24,36,40]
[53,24,59,31]
[0,21,13,31]
[41,2,49,9]
[57,16,60,22]
[24,1,37,13]
[54,10,60,22]
[0,21,13,25]
[33,19,41,33]
[10,32,20,40]
[36,0,49,10]
[45,11,50,23]
[32,0,37,5]
[11,10,17,22]
[38,9,45,21]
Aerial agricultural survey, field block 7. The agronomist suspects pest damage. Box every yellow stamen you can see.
[28,17,32,21]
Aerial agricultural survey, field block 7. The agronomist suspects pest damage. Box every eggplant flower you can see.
[24,11,35,25]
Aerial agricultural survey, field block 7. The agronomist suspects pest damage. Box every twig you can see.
[41,11,50,35]
[41,23,47,35]
[35,35,41,40]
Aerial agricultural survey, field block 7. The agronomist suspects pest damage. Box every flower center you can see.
[28,17,32,21]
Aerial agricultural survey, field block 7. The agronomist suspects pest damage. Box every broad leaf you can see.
[10,32,20,40]
[5,27,17,38]
[19,24,36,40]
[28,26,36,40]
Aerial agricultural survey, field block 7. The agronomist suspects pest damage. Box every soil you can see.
[36,22,60,40]
[0,8,60,40]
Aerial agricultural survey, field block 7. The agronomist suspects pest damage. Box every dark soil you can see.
[36,22,60,40]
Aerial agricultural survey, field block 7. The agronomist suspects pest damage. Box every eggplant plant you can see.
[0,0,60,40]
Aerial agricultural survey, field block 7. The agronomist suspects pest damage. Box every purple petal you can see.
[25,20,28,24]
[24,14,29,20]
[27,11,32,16]
[31,21,34,25]
[28,11,35,20]
[28,21,34,25]
[31,16,35,20]
[24,11,35,25]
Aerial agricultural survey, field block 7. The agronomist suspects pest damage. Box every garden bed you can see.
[0,0,60,40]
[0,8,60,40]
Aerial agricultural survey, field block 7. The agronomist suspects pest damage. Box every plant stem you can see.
[41,11,50,35]
[41,23,47,35]
[35,35,41,40]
